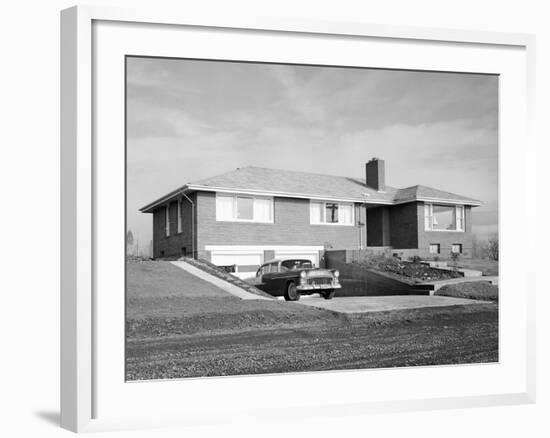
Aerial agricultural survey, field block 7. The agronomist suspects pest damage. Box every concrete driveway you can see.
[293,295,485,313]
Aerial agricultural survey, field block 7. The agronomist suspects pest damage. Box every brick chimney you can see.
[366,158,385,191]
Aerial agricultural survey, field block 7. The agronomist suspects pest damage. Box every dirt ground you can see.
[126,261,499,381]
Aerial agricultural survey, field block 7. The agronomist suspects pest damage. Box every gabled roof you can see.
[140,166,481,213]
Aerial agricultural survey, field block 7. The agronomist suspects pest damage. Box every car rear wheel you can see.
[322,289,336,300]
[284,282,300,301]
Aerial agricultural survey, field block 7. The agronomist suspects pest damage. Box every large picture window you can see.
[424,204,465,231]
[310,201,354,226]
[216,193,273,223]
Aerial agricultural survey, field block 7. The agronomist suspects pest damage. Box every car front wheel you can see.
[322,289,336,300]
[284,282,300,301]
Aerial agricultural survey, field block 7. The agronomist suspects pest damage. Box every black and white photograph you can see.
[125,57,499,381]
[5,0,548,435]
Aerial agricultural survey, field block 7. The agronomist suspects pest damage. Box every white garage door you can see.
[210,252,262,267]
[274,251,320,267]
[210,251,263,279]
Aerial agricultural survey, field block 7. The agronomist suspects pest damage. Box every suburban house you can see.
[140,159,481,278]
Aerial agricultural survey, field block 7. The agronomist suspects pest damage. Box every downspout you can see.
[179,191,196,259]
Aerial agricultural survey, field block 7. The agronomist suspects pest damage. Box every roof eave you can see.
[139,185,192,213]
[393,197,482,206]
[139,185,482,213]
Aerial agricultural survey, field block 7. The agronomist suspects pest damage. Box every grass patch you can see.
[456,258,499,276]
[127,260,339,328]
[435,281,498,302]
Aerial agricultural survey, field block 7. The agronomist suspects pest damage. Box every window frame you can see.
[215,193,274,224]
[177,200,183,234]
[164,205,170,237]
[451,243,463,254]
[424,203,466,232]
[310,200,355,226]
[429,243,441,254]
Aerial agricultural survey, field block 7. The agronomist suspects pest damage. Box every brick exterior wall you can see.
[152,193,197,258]
[415,203,473,257]
[195,191,363,256]
[150,191,475,260]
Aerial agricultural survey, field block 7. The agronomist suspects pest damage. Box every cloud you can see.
[268,66,328,123]
[125,58,498,247]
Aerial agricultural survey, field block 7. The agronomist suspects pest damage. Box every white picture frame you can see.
[60,5,536,433]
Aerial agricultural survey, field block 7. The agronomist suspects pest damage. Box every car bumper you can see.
[297,283,342,291]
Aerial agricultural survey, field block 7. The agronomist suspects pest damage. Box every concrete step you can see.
[422,261,449,268]
[419,260,483,277]
[459,268,483,277]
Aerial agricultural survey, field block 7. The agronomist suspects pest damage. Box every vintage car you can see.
[255,258,341,301]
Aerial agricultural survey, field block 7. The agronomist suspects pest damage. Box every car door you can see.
[270,262,297,295]
[258,263,279,294]
[262,263,284,296]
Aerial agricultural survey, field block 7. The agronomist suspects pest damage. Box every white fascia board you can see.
[140,185,481,213]
[139,185,191,212]
[408,197,483,206]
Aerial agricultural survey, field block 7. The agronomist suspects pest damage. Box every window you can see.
[236,196,254,220]
[429,244,440,254]
[310,201,354,225]
[259,263,279,276]
[325,203,339,223]
[215,193,273,223]
[424,204,465,231]
[311,201,323,224]
[177,201,182,233]
[456,206,464,231]
[216,194,234,221]
[281,260,313,271]
[451,244,462,254]
[165,205,170,237]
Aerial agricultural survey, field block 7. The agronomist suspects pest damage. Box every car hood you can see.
[303,269,334,278]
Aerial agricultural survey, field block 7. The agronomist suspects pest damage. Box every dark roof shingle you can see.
[192,167,397,203]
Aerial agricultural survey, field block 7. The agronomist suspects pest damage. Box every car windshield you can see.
[281,260,313,271]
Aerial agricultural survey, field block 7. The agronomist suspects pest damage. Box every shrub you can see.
[485,236,499,261]
[450,251,460,270]
[409,255,422,264]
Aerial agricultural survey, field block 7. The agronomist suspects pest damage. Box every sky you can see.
[126,57,498,250]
